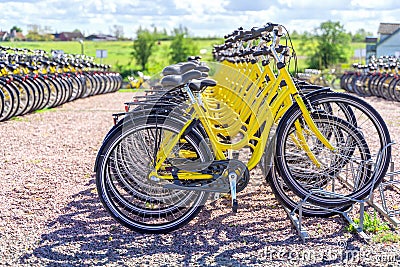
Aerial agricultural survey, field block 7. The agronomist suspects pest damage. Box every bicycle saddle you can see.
[162,62,197,76]
[188,78,217,92]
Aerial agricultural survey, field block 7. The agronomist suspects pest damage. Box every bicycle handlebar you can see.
[213,22,292,66]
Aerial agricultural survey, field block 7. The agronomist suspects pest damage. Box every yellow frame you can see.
[149,60,335,180]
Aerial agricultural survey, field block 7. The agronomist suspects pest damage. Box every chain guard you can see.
[163,159,249,193]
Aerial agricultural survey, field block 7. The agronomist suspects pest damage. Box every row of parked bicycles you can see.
[0,46,122,121]
[341,55,400,101]
[94,23,391,234]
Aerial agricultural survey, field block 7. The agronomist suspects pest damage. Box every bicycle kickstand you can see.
[229,171,238,213]
[227,150,238,213]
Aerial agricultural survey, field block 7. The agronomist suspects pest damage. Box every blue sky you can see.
[0,0,399,38]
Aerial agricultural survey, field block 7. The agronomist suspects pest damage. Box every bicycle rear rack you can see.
[285,143,400,242]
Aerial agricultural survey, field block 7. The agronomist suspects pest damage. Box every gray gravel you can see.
[0,91,400,267]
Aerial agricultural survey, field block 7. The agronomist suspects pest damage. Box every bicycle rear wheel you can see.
[95,114,212,233]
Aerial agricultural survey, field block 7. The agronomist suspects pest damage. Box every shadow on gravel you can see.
[20,178,353,266]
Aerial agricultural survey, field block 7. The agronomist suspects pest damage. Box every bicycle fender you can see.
[93,114,204,172]
[275,87,332,135]
[93,122,122,172]
[304,87,333,98]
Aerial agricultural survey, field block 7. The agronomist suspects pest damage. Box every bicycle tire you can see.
[52,76,66,107]
[36,76,51,110]
[0,86,4,119]
[391,78,400,102]
[275,92,391,207]
[62,75,74,103]
[91,73,102,96]
[27,76,44,111]
[45,77,61,108]
[377,75,394,100]
[102,73,114,94]
[26,77,39,112]
[95,73,107,95]
[20,78,36,114]
[352,74,365,96]
[95,114,212,234]
[370,75,383,97]
[5,81,20,120]
[69,74,84,101]
[0,81,15,121]
[360,74,373,97]
[57,76,71,105]
[82,73,95,98]
[345,74,357,93]
[339,73,349,91]
[12,78,31,116]
[388,76,400,102]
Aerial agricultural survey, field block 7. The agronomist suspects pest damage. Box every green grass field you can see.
[6,39,222,73]
[5,39,365,77]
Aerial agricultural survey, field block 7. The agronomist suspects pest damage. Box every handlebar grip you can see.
[263,23,277,32]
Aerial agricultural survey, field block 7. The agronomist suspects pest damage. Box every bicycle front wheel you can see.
[275,92,391,207]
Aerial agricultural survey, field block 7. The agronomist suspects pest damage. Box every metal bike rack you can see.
[284,144,400,242]
[286,190,371,243]
[369,161,400,227]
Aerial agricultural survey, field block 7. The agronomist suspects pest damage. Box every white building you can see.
[376,23,400,57]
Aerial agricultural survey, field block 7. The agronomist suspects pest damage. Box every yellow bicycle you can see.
[95,23,391,233]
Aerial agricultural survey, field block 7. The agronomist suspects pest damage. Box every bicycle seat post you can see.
[181,84,196,104]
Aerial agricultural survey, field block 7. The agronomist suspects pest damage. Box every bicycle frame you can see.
[149,24,336,181]
[151,67,335,180]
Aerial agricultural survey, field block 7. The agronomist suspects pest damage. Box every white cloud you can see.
[224,0,272,11]
[0,0,399,37]
[173,0,228,14]
[350,0,399,10]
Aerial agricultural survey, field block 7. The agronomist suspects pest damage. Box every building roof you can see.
[59,31,84,39]
[377,27,400,46]
[378,23,400,35]
[10,30,25,40]
[85,34,117,41]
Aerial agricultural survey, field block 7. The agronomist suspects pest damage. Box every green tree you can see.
[169,27,197,64]
[290,30,301,39]
[301,21,351,69]
[152,27,170,41]
[110,25,124,40]
[132,28,156,71]
[25,24,54,41]
[10,26,22,33]
[352,28,373,42]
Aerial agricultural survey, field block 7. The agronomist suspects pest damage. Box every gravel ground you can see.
[0,91,400,267]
